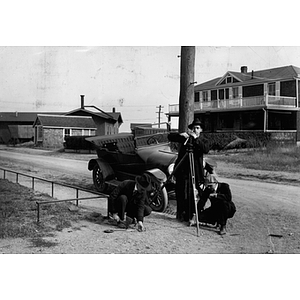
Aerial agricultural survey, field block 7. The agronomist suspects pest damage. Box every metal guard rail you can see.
[0,167,108,223]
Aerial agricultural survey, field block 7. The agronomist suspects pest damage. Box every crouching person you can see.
[108,173,152,232]
[197,177,236,235]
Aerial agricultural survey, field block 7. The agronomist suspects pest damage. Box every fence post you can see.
[36,202,40,223]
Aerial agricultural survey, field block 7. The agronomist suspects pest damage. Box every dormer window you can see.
[226,77,232,84]
[219,75,239,85]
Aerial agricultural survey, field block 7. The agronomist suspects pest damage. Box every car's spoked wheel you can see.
[149,186,168,212]
[93,165,107,192]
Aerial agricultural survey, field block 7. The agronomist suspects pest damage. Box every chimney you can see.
[80,95,85,109]
[241,66,248,73]
[112,107,116,113]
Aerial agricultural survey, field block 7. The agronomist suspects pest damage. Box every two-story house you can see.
[167,65,300,144]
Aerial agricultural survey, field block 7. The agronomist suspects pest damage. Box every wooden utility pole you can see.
[156,105,163,128]
[178,46,196,132]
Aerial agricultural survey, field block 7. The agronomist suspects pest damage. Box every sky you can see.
[1,1,300,132]
[1,46,300,132]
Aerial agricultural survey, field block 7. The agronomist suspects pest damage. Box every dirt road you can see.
[0,145,300,253]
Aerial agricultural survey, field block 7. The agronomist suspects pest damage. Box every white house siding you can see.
[72,129,83,136]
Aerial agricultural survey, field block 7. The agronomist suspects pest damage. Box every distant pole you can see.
[156,105,163,128]
[178,46,196,132]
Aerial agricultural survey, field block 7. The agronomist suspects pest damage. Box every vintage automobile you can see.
[86,132,178,212]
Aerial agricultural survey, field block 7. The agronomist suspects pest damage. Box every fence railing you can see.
[0,167,107,223]
[168,95,297,113]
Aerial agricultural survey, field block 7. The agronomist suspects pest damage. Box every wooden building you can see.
[167,65,300,144]
[65,95,122,136]
[0,95,123,146]
[33,114,96,148]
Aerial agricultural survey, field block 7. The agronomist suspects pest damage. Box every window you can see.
[219,89,224,100]
[226,77,232,84]
[82,129,96,136]
[83,129,89,136]
[225,88,229,99]
[268,82,275,96]
[64,128,71,137]
[219,113,234,129]
[211,90,217,100]
[218,88,230,100]
[243,84,264,97]
[219,75,239,85]
[202,91,208,101]
[195,92,200,102]
[280,80,296,97]
[232,87,239,98]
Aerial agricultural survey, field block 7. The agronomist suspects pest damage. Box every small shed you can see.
[0,112,40,144]
[33,114,96,148]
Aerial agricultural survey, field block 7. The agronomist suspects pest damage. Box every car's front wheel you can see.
[148,186,168,212]
[92,164,108,192]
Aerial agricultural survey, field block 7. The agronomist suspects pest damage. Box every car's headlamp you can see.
[167,163,175,175]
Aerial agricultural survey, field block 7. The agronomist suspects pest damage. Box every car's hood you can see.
[136,143,177,166]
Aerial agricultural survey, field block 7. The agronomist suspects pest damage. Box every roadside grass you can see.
[0,179,84,239]
[215,145,300,172]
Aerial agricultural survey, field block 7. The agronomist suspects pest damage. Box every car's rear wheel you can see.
[93,164,108,192]
[149,186,168,212]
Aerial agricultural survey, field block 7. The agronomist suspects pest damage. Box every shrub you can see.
[203,132,272,150]
[64,136,95,151]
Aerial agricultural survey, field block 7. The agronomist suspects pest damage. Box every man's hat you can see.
[135,174,151,190]
[204,158,217,174]
[188,118,203,130]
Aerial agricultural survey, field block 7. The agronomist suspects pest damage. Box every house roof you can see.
[33,114,96,129]
[66,107,122,122]
[195,65,300,91]
[1,105,123,125]
[0,112,65,123]
[109,112,123,123]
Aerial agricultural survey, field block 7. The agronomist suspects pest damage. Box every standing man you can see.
[168,118,210,222]
[108,173,152,232]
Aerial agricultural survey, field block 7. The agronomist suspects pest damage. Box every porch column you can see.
[275,81,280,99]
[296,78,299,108]
[263,108,267,132]
[238,86,242,107]
[264,83,268,105]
